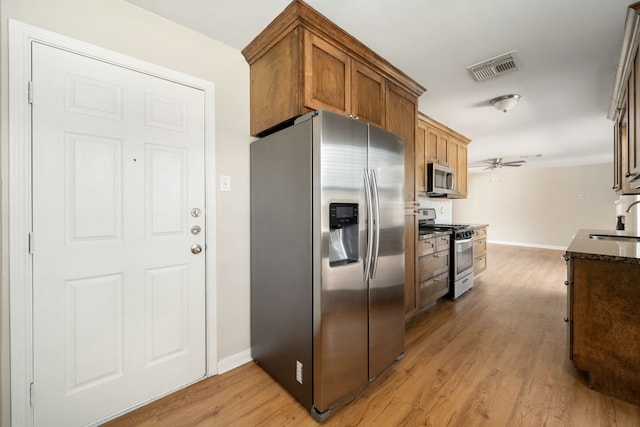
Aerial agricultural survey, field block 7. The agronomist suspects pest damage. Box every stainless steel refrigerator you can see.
[250,110,405,421]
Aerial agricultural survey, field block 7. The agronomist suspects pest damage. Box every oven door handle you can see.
[456,237,474,245]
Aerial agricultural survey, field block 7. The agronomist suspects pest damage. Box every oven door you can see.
[454,237,474,280]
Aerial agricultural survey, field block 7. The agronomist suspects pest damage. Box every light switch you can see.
[220,175,231,192]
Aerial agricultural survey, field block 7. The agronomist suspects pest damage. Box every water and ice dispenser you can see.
[328,203,359,267]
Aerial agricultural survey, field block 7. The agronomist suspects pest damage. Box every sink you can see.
[589,233,640,242]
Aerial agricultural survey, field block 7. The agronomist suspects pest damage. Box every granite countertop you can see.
[466,224,489,230]
[565,229,640,263]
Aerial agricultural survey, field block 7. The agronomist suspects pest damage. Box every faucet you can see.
[626,200,640,213]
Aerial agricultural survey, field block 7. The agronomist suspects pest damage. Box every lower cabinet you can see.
[416,233,450,310]
[565,253,640,406]
[473,226,487,276]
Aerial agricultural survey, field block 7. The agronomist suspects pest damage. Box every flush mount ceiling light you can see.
[490,94,521,113]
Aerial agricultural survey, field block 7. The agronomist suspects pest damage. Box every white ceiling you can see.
[126,0,632,170]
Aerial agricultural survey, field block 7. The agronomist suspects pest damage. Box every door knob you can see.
[191,244,202,254]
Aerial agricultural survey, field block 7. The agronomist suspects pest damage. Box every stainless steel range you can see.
[418,209,474,299]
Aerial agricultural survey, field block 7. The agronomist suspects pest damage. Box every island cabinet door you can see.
[564,255,573,359]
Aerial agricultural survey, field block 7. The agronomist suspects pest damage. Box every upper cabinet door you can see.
[456,142,468,197]
[303,31,351,116]
[448,140,458,191]
[415,121,427,194]
[425,126,439,164]
[437,132,449,166]
[351,60,385,127]
[386,82,417,202]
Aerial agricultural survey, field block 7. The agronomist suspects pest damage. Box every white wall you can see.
[452,163,618,249]
[419,197,453,223]
[1,1,252,423]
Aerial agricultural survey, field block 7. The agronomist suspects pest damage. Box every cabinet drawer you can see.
[418,238,435,256]
[474,254,487,275]
[419,250,449,282]
[418,272,449,308]
[435,235,450,251]
[474,227,487,241]
[473,239,486,257]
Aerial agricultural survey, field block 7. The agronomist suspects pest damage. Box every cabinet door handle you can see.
[564,281,569,286]
[564,317,569,323]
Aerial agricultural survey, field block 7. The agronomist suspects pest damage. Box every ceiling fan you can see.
[474,157,526,170]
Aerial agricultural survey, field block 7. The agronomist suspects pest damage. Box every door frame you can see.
[9,20,218,426]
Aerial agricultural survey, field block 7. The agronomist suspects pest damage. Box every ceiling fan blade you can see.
[503,163,523,167]
[502,160,526,165]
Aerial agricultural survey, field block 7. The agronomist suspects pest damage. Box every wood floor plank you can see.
[105,244,640,426]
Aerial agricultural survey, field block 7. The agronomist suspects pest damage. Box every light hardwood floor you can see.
[106,244,640,426]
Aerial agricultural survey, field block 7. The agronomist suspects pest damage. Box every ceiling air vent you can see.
[466,50,520,82]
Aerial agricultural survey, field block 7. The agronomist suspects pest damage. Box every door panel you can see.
[66,133,123,241]
[146,144,187,236]
[367,125,405,380]
[66,274,124,392]
[32,42,206,426]
[314,111,368,412]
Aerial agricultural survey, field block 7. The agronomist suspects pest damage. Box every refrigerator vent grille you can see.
[466,50,520,81]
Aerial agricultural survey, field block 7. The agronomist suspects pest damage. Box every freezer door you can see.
[367,125,405,380]
[313,111,369,413]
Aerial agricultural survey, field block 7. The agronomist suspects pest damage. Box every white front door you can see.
[31,42,206,426]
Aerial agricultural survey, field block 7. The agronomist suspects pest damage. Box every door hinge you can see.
[30,382,34,407]
[28,81,33,104]
[28,232,34,255]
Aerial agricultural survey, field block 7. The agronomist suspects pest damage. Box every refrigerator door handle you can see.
[363,169,374,282]
[369,169,380,279]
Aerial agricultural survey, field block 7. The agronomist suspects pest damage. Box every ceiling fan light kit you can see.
[490,94,521,113]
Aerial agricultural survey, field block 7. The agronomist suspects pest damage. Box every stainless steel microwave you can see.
[426,163,455,194]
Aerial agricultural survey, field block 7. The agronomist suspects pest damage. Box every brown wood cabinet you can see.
[416,234,450,310]
[425,125,447,166]
[386,83,418,202]
[564,253,640,406]
[242,0,425,137]
[472,226,487,276]
[416,114,471,198]
[610,3,640,193]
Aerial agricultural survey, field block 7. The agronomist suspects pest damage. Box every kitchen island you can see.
[565,229,640,406]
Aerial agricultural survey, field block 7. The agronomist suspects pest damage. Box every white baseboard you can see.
[488,240,567,251]
[217,349,252,374]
